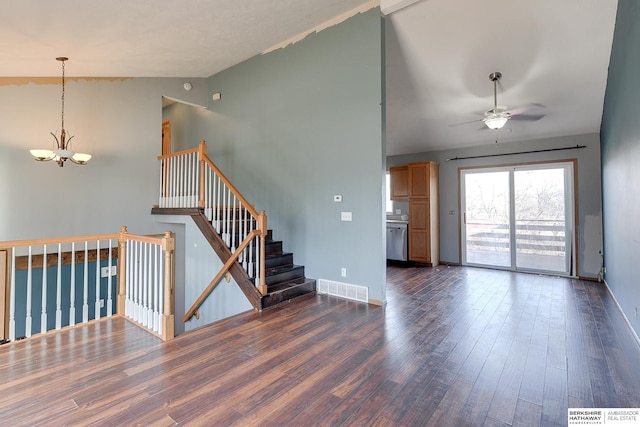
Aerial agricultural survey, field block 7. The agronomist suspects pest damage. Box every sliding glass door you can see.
[461,162,574,275]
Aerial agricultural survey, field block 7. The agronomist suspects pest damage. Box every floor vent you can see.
[317,279,368,303]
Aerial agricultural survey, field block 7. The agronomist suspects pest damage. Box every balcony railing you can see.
[0,227,175,342]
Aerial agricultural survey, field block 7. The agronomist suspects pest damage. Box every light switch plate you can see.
[341,212,352,221]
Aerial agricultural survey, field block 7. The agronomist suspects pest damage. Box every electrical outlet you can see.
[100,266,117,278]
[100,299,105,308]
[635,306,638,319]
[341,268,347,277]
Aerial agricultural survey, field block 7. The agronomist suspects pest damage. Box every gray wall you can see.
[183,9,387,302]
[153,215,253,334]
[0,77,208,240]
[388,133,604,278]
[600,0,640,338]
[162,100,213,153]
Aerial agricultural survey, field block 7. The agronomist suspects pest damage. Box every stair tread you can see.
[265,251,293,259]
[267,278,315,294]
[265,264,302,275]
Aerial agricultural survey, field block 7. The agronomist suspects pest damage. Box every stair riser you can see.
[261,280,316,310]
[265,253,294,269]
[265,241,283,256]
[265,266,305,286]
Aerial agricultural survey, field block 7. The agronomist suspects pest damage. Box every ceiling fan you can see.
[451,72,545,130]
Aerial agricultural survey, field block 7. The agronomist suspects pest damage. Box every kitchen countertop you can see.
[386,219,409,225]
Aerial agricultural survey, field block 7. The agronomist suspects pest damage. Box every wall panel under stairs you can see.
[153,208,316,331]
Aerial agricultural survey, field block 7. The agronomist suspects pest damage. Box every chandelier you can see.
[30,57,91,167]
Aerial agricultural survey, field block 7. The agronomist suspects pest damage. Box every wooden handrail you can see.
[182,229,261,322]
[0,233,120,250]
[201,156,261,220]
[157,146,199,160]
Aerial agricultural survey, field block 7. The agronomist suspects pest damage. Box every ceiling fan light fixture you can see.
[483,112,510,130]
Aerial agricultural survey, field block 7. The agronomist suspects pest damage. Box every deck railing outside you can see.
[0,227,175,342]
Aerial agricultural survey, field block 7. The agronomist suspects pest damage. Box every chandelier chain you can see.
[60,59,65,130]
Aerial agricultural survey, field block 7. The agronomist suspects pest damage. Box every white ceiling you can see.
[385,0,619,155]
[0,0,619,156]
[0,0,373,77]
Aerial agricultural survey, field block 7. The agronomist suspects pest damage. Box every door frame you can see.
[458,159,579,276]
[162,119,171,156]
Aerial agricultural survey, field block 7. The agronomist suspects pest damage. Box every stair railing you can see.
[0,227,175,342]
[158,141,268,321]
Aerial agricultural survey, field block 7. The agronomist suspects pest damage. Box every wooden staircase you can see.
[151,207,316,311]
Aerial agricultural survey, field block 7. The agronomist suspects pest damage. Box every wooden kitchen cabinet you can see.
[408,162,430,198]
[408,162,439,265]
[389,166,409,201]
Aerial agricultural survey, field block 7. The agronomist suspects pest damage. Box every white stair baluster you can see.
[204,167,212,220]
[137,241,143,322]
[40,245,47,334]
[146,243,151,328]
[26,247,33,337]
[193,152,199,206]
[254,235,260,287]
[107,240,113,316]
[153,244,159,333]
[95,240,101,320]
[55,243,62,329]
[215,174,221,230]
[125,240,132,317]
[158,244,164,336]
[231,195,237,253]
[248,235,254,281]
[9,249,16,340]
[70,242,76,326]
[159,158,164,207]
[83,243,89,323]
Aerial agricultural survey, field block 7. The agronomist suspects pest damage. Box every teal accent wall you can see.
[13,260,117,337]
[186,9,386,302]
[600,0,640,338]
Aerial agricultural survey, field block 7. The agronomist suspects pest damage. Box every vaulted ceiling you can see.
[384,0,619,155]
[1,0,619,156]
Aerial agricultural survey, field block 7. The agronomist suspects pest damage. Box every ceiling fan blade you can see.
[511,113,545,122]
[508,103,545,115]
[448,118,481,128]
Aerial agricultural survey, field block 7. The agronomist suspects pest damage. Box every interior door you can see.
[461,162,575,275]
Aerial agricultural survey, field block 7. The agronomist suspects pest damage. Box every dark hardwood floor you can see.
[1,265,639,426]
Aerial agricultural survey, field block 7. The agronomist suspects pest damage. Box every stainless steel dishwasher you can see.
[386,221,408,261]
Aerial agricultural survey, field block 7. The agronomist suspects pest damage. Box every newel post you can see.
[117,226,128,316]
[161,230,175,341]
[258,211,268,295]
[198,140,207,208]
